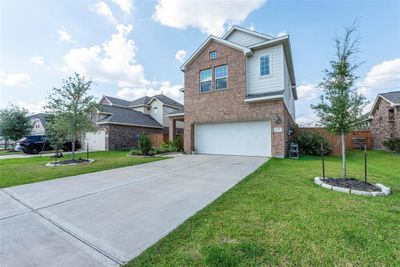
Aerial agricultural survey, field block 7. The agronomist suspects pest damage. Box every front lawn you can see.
[128,150,400,266]
[0,151,165,188]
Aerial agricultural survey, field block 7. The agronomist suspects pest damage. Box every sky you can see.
[1,0,399,126]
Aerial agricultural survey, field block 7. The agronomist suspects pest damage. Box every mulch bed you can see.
[321,178,381,192]
[50,159,90,165]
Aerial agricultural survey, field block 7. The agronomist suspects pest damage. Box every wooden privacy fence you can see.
[150,133,169,147]
[297,128,372,156]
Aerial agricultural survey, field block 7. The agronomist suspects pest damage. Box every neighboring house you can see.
[28,113,48,135]
[353,112,371,131]
[86,94,184,150]
[169,25,297,157]
[369,91,400,150]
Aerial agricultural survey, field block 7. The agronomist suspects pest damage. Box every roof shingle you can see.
[380,91,400,105]
[98,105,163,128]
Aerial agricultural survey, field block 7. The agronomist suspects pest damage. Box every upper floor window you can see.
[200,69,212,92]
[209,51,217,60]
[154,107,158,114]
[215,65,228,90]
[260,55,270,76]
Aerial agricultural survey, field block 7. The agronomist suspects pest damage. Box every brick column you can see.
[169,118,176,141]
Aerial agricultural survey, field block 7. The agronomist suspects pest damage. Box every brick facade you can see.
[183,40,294,157]
[100,124,164,150]
[370,98,400,149]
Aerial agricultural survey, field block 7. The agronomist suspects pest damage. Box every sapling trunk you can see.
[341,131,346,178]
[72,140,76,161]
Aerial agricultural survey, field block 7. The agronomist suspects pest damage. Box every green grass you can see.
[128,150,400,266]
[0,151,165,188]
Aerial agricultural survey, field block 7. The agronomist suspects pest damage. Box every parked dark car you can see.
[15,135,51,154]
[60,140,82,152]
[15,135,82,154]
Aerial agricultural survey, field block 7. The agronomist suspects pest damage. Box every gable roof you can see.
[101,94,183,110]
[128,96,152,107]
[150,94,184,109]
[180,35,252,71]
[102,95,131,107]
[370,90,400,114]
[222,25,274,42]
[97,105,163,128]
[28,113,49,127]
[380,91,400,105]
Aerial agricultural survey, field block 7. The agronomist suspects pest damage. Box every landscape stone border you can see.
[46,159,95,167]
[314,177,391,196]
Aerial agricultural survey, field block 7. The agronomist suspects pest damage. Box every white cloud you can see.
[358,58,400,97]
[152,0,266,36]
[91,1,117,24]
[63,24,147,87]
[111,0,133,15]
[297,83,321,100]
[276,31,287,37]
[58,26,73,43]
[248,22,255,31]
[175,50,186,62]
[30,56,44,66]
[15,100,47,114]
[63,24,183,103]
[296,113,319,127]
[0,69,31,87]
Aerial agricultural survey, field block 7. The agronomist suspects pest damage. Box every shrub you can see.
[172,138,183,151]
[383,137,400,153]
[294,132,331,156]
[152,138,183,155]
[130,148,142,155]
[138,134,152,155]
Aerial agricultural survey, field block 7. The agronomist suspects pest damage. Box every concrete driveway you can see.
[0,154,266,266]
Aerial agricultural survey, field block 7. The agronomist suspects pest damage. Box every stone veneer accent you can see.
[99,124,164,150]
[183,40,294,158]
[370,98,400,149]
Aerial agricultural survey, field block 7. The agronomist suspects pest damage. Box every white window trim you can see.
[209,51,217,60]
[259,54,272,78]
[200,68,212,93]
[215,64,228,91]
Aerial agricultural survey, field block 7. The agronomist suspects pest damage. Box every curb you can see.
[314,177,391,196]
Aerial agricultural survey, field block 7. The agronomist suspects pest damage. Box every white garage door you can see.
[195,120,271,157]
[84,130,106,151]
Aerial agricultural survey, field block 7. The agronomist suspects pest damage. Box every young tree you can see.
[0,105,32,149]
[45,115,68,157]
[46,73,98,160]
[312,23,366,178]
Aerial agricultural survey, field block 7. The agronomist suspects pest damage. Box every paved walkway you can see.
[0,154,267,266]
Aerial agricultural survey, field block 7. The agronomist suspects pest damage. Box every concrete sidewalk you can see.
[0,154,267,266]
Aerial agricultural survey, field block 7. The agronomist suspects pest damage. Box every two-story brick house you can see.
[369,91,400,149]
[170,26,297,157]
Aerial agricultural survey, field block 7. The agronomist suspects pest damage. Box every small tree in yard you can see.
[312,23,366,178]
[0,105,32,149]
[138,134,152,155]
[46,115,68,156]
[46,73,98,161]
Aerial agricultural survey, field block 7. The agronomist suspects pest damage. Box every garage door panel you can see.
[84,130,106,151]
[195,120,271,157]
